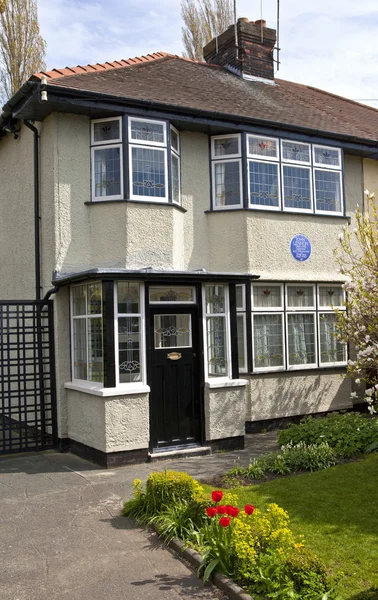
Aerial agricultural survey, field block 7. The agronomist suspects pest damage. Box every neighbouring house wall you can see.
[246,372,352,423]
[363,158,378,195]
[0,126,36,299]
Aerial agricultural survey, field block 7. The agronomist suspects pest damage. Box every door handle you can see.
[167,352,182,360]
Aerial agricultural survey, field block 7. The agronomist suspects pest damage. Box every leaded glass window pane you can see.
[88,317,103,382]
[248,136,278,159]
[73,319,87,380]
[287,314,316,366]
[319,313,346,364]
[72,286,86,316]
[131,147,166,198]
[214,161,241,207]
[236,284,244,310]
[249,161,279,207]
[237,314,246,371]
[281,141,310,163]
[213,136,240,157]
[118,316,141,382]
[93,147,121,198]
[149,286,195,303]
[87,283,102,315]
[171,127,179,153]
[253,314,284,369]
[130,119,165,145]
[315,170,342,213]
[154,314,191,348]
[171,152,180,203]
[118,282,140,314]
[93,119,120,143]
[287,285,314,308]
[314,146,341,168]
[283,165,311,210]
[207,316,227,376]
[253,285,282,309]
[206,285,225,313]
[318,286,344,308]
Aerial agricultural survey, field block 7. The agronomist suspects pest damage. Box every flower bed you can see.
[123,470,342,600]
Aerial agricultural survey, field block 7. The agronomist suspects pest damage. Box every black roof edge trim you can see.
[0,80,39,133]
[45,83,378,150]
[52,269,261,286]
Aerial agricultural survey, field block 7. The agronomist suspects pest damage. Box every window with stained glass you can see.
[171,126,181,204]
[129,118,166,146]
[253,313,284,371]
[71,283,103,383]
[116,281,143,384]
[318,285,345,308]
[236,284,247,373]
[286,285,315,309]
[247,135,279,160]
[204,284,230,378]
[282,165,312,211]
[314,169,342,214]
[249,161,280,208]
[287,313,317,368]
[212,135,241,159]
[213,160,242,208]
[313,145,341,169]
[281,140,310,164]
[91,117,123,201]
[149,286,195,303]
[252,284,283,311]
[318,313,346,365]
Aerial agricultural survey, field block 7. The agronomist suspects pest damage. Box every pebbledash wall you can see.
[1,112,377,458]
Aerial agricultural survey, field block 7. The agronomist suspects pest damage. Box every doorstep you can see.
[148,445,211,462]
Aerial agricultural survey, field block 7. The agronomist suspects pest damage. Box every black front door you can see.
[149,307,201,449]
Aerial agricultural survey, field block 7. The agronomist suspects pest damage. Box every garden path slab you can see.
[0,433,277,600]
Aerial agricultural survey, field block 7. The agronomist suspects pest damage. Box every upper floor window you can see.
[91,116,180,205]
[211,133,343,216]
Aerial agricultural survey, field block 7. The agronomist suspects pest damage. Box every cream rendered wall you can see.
[205,386,246,441]
[66,390,149,453]
[0,125,35,299]
[363,158,378,195]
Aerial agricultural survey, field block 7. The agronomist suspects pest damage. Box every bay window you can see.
[91,116,180,204]
[204,284,231,378]
[71,283,103,383]
[211,133,344,215]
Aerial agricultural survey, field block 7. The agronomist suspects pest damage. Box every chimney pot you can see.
[238,17,249,23]
[254,19,266,28]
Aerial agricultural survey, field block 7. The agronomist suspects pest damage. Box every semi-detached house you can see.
[1,18,378,465]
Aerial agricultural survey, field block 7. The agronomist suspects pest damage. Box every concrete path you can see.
[0,433,278,600]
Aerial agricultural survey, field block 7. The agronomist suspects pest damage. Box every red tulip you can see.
[211,490,223,503]
[230,507,239,517]
[219,517,231,527]
[217,505,226,514]
[244,504,255,515]
[206,506,217,518]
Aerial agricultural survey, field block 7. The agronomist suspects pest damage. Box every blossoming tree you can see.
[334,190,378,413]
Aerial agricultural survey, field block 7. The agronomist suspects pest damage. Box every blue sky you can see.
[37,0,378,106]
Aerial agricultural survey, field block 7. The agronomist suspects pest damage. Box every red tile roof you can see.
[31,52,378,144]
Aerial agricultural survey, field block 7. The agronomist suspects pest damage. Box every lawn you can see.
[207,455,378,598]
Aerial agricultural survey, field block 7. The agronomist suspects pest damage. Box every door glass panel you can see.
[154,314,192,348]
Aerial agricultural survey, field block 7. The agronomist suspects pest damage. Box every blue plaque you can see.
[290,234,312,262]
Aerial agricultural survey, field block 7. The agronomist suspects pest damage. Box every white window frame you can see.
[129,144,169,202]
[252,312,285,373]
[211,133,241,160]
[128,117,167,147]
[248,159,281,211]
[281,139,311,166]
[286,284,316,311]
[312,145,342,169]
[70,282,103,389]
[317,311,347,368]
[314,168,344,216]
[212,158,243,210]
[281,163,313,214]
[247,134,279,161]
[91,144,124,202]
[170,125,181,205]
[91,116,122,145]
[114,282,147,390]
[286,310,318,371]
[317,284,346,310]
[202,283,232,381]
[251,283,284,312]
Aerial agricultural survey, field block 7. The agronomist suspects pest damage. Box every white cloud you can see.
[37,0,378,107]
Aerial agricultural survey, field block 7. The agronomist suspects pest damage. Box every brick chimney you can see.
[203,18,276,80]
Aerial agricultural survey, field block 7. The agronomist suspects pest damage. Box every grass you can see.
[204,454,378,599]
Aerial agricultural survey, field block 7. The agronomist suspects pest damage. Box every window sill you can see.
[205,378,249,389]
[248,365,347,376]
[205,208,351,221]
[65,382,151,397]
[85,199,187,213]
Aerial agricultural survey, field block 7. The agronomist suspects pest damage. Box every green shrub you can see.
[278,412,378,458]
[285,546,329,596]
[228,442,337,480]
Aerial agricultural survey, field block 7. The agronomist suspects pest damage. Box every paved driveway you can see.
[0,433,277,600]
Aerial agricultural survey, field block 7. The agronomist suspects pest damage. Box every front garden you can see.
[123,412,378,600]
